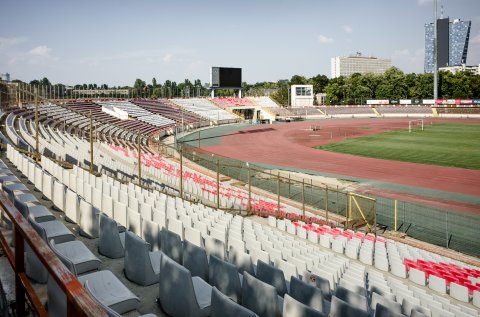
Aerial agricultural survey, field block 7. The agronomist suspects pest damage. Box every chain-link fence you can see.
[175,132,480,257]
[157,138,376,232]
[376,197,480,257]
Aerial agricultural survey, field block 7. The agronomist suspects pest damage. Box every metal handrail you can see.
[0,190,107,317]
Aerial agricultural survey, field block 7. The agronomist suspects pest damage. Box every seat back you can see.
[84,280,121,317]
[160,228,183,264]
[159,254,199,317]
[49,239,78,275]
[208,255,242,303]
[28,214,47,241]
[124,230,157,286]
[183,240,209,281]
[241,271,279,317]
[211,287,256,317]
[228,247,255,275]
[98,213,124,258]
[335,285,367,311]
[371,292,402,315]
[330,296,369,317]
[204,235,226,260]
[374,303,404,317]
[256,260,288,297]
[283,294,326,317]
[289,276,324,313]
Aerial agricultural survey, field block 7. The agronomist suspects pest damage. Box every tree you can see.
[309,74,329,94]
[270,80,289,105]
[152,77,157,88]
[290,75,308,85]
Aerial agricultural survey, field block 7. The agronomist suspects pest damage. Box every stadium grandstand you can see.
[0,83,480,317]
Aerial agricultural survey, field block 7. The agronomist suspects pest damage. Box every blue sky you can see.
[1,0,479,86]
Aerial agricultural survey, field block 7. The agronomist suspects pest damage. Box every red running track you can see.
[202,119,480,201]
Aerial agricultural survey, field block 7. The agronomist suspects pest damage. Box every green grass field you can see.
[316,123,480,169]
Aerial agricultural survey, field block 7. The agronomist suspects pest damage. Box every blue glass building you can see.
[424,18,471,73]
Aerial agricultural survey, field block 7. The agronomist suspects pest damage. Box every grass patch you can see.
[315,123,480,169]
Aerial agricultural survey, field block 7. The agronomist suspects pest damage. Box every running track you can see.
[202,119,480,210]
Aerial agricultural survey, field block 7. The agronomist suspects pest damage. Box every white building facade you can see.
[290,85,314,107]
[331,53,391,78]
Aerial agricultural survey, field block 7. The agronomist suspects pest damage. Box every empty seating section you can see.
[376,106,434,116]
[212,97,254,108]
[247,96,279,108]
[133,99,202,127]
[3,105,480,316]
[96,100,175,128]
[267,107,294,117]
[171,98,239,123]
[436,107,480,117]
[288,107,324,116]
[318,106,376,116]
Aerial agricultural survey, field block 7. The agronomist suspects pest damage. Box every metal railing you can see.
[0,191,107,317]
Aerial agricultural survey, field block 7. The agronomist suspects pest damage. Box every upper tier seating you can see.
[171,98,239,123]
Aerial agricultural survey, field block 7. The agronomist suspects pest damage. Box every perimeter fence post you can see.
[325,185,329,222]
[394,200,398,232]
[302,179,305,217]
[216,159,220,209]
[277,172,281,213]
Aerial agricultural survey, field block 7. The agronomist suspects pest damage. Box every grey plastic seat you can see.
[208,255,242,303]
[124,231,161,286]
[228,247,255,275]
[204,235,226,260]
[28,214,76,244]
[370,292,402,316]
[98,213,125,259]
[78,270,141,315]
[303,272,332,301]
[210,287,256,317]
[374,303,405,317]
[47,247,132,316]
[241,271,283,317]
[158,254,212,317]
[183,240,209,281]
[330,296,370,317]
[160,228,183,264]
[3,181,28,201]
[13,194,55,222]
[335,285,368,312]
[283,294,326,317]
[289,276,325,314]
[256,260,288,297]
[50,239,101,275]
[85,280,158,317]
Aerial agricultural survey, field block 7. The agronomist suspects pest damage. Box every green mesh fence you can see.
[173,136,480,257]
[376,197,480,257]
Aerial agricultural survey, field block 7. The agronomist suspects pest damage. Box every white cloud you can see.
[162,53,173,63]
[417,0,433,6]
[317,34,333,44]
[29,45,51,57]
[343,25,353,34]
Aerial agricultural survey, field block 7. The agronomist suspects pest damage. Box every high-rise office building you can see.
[330,53,391,78]
[424,18,471,73]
